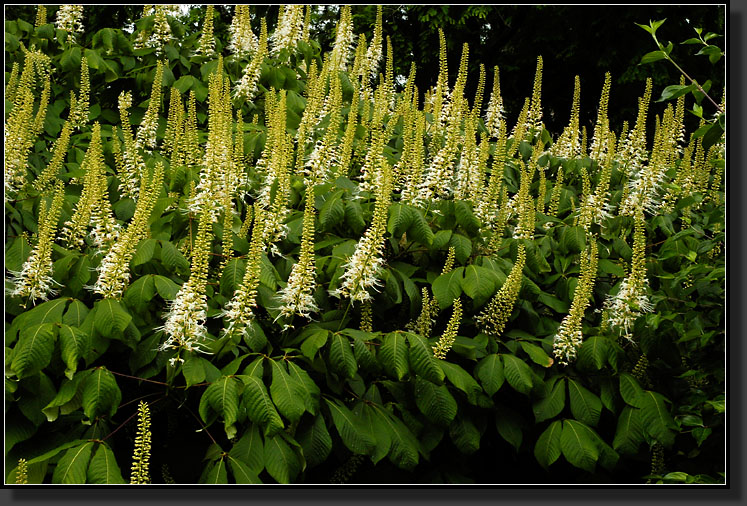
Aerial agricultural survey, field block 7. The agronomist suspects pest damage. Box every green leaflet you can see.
[369,403,420,470]
[439,360,482,404]
[495,404,524,451]
[325,398,376,456]
[240,374,284,437]
[93,299,132,339]
[328,332,357,379]
[534,420,563,469]
[227,455,262,484]
[11,323,57,379]
[263,433,303,484]
[86,443,126,484]
[269,359,307,424]
[229,423,265,475]
[58,324,90,380]
[474,354,504,396]
[200,375,242,439]
[613,406,645,455]
[501,354,534,395]
[560,419,600,473]
[52,441,95,484]
[201,457,229,484]
[414,377,457,426]
[449,415,480,455]
[567,378,602,427]
[81,367,121,421]
[298,414,332,468]
[380,331,409,380]
[432,267,465,309]
[407,332,445,384]
[533,377,566,423]
[286,360,321,415]
[461,264,500,304]
[638,390,677,447]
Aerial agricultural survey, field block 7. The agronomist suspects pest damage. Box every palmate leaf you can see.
[264,433,303,484]
[240,375,284,437]
[229,423,264,475]
[568,378,602,427]
[52,441,95,484]
[406,332,444,384]
[560,419,599,473]
[86,443,126,484]
[380,331,409,380]
[81,367,121,421]
[297,414,332,468]
[269,359,306,424]
[474,354,504,396]
[414,377,458,427]
[325,398,376,456]
[200,375,242,439]
[10,322,57,379]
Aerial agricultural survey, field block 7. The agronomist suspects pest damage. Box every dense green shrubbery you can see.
[5,6,724,484]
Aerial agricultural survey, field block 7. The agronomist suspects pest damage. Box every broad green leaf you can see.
[561,226,586,254]
[201,376,241,439]
[344,200,366,233]
[62,299,89,327]
[575,421,619,471]
[439,360,482,404]
[519,341,554,368]
[264,434,303,484]
[380,331,409,380]
[328,333,357,379]
[656,84,696,102]
[81,367,121,420]
[320,190,345,231]
[86,443,126,484]
[568,378,602,427]
[93,299,132,338]
[53,441,95,484]
[414,377,457,426]
[269,359,306,423]
[11,323,57,379]
[461,265,499,302]
[241,375,284,436]
[182,354,207,387]
[123,275,156,310]
[370,404,420,470]
[220,259,246,296]
[58,324,90,380]
[408,207,434,246]
[154,275,181,300]
[407,332,444,384]
[352,335,379,373]
[454,201,481,234]
[325,398,375,455]
[8,297,68,343]
[160,240,190,273]
[535,420,563,469]
[474,354,504,396]
[495,404,523,451]
[131,238,158,266]
[226,455,261,484]
[448,233,472,263]
[619,373,645,408]
[577,335,612,370]
[300,328,328,360]
[640,50,668,64]
[561,419,599,473]
[297,414,332,468]
[639,390,677,447]
[229,423,264,475]
[613,406,644,454]
[388,202,415,237]
[432,266,465,309]
[533,377,566,423]
[286,361,320,415]
[449,415,480,454]
[201,458,228,484]
[43,370,92,422]
[501,354,534,395]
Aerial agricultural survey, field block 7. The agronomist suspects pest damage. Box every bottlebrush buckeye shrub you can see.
[5,5,724,484]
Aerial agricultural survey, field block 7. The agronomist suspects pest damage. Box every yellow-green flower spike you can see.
[35,5,47,27]
[433,298,463,359]
[198,5,215,56]
[15,458,28,484]
[476,243,526,338]
[34,121,73,191]
[130,401,152,484]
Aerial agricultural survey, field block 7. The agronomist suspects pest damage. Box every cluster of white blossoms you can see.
[228,5,258,59]
[330,6,355,73]
[56,5,84,44]
[270,5,304,57]
[602,277,654,341]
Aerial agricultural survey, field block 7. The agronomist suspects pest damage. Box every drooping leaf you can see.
[407,332,444,384]
[269,359,306,424]
[229,423,264,475]
[11,323,57,379]
[613,406,645,455]
[533,377,566,423]
[286,360,320,415]
[86,443,126,484]
[380,331,409,380]
[432,267,465,309]
[93,299,132,338]
[52,441,95,484]
[297,414,332,468]
[577,335,613,370]
[519,341,554,368]
[495,404,524,451]
[639,390,677,447]
[81,367,121,421]
[227,455,262,484]
[534,420,563,469]
[58,324,90,379]
[501,354,534,395]
[414,377,457,427]
[568,378,602,427]
[449,415,480,454]
[328,333,357,379]
[560,419,600,473]
[439,360,482,404]
[200,376,241,439]
[474,354,504,396]
[325,398,375,456]
[370,404,420,470]
[619,373,646,408]
[240,374,284,437]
